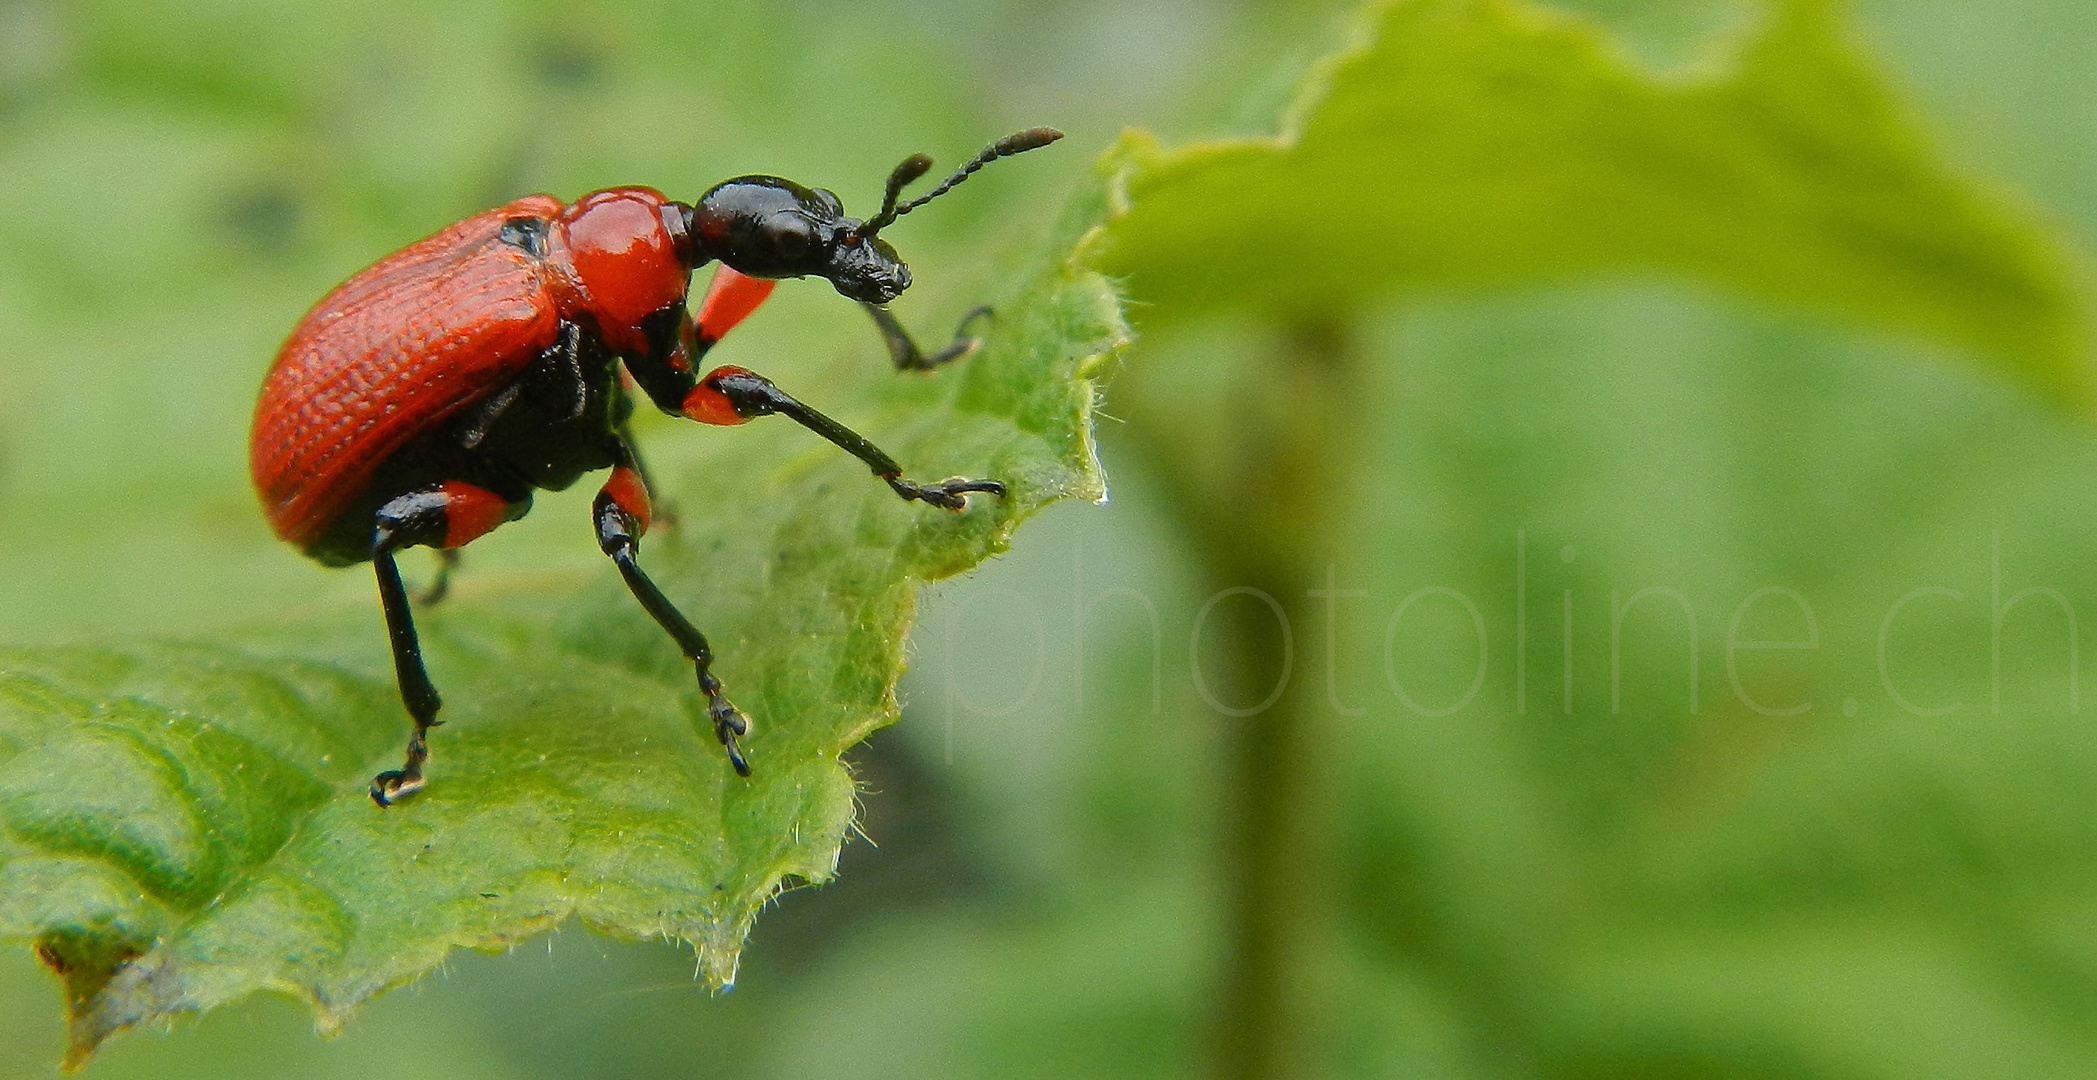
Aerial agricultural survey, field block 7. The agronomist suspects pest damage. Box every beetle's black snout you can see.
[827,233,910,304]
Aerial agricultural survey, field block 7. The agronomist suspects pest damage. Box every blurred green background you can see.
[5,0,2097,1077]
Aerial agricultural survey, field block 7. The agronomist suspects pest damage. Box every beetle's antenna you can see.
[872,154,934,230]
[857,127,1063,238]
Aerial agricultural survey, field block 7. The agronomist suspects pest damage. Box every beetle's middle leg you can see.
[367,481,529,806]
[592,454,751,776]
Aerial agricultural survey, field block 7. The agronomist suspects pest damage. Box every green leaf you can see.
[1097,0,2095,407]
[0,218,1125,1066]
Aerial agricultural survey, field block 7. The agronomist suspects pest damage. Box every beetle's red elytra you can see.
[249,128,1063,806]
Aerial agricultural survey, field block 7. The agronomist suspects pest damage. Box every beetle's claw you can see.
[714,701,750,737]
[929,477,1006,510]
[941,305,995,364]
[707,692,752,776]
[722,731,751,777]
[370,769,425,807]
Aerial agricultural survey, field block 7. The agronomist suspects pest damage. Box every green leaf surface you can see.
[0,218,1125,1065]
[1098,0,2095,407]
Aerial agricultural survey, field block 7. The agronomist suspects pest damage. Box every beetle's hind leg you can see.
[592,455,751,775]
[370,539,438,806]
[366,482,529,806]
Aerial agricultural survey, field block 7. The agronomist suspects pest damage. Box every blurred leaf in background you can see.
[8,0,2097,1078]
[1082,0,2097,1077]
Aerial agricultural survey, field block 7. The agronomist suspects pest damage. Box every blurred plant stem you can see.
[1131,319,1362,1079]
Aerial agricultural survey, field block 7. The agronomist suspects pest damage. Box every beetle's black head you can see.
[686,128,1063,306]
[689,177,910,304]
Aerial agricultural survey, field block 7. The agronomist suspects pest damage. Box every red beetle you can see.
[251,128,1061,805]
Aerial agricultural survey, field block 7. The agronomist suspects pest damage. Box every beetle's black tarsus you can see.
[886,475,1008,511]
[703,368,1007,510]
[594,480,751,776]
[863,303,993,371]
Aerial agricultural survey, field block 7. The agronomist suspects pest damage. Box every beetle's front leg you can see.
[680,365,1006,510]
[863,303,991,371]
[689,265,778,364]
[691,266,989,372]
[592,458,751,775]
